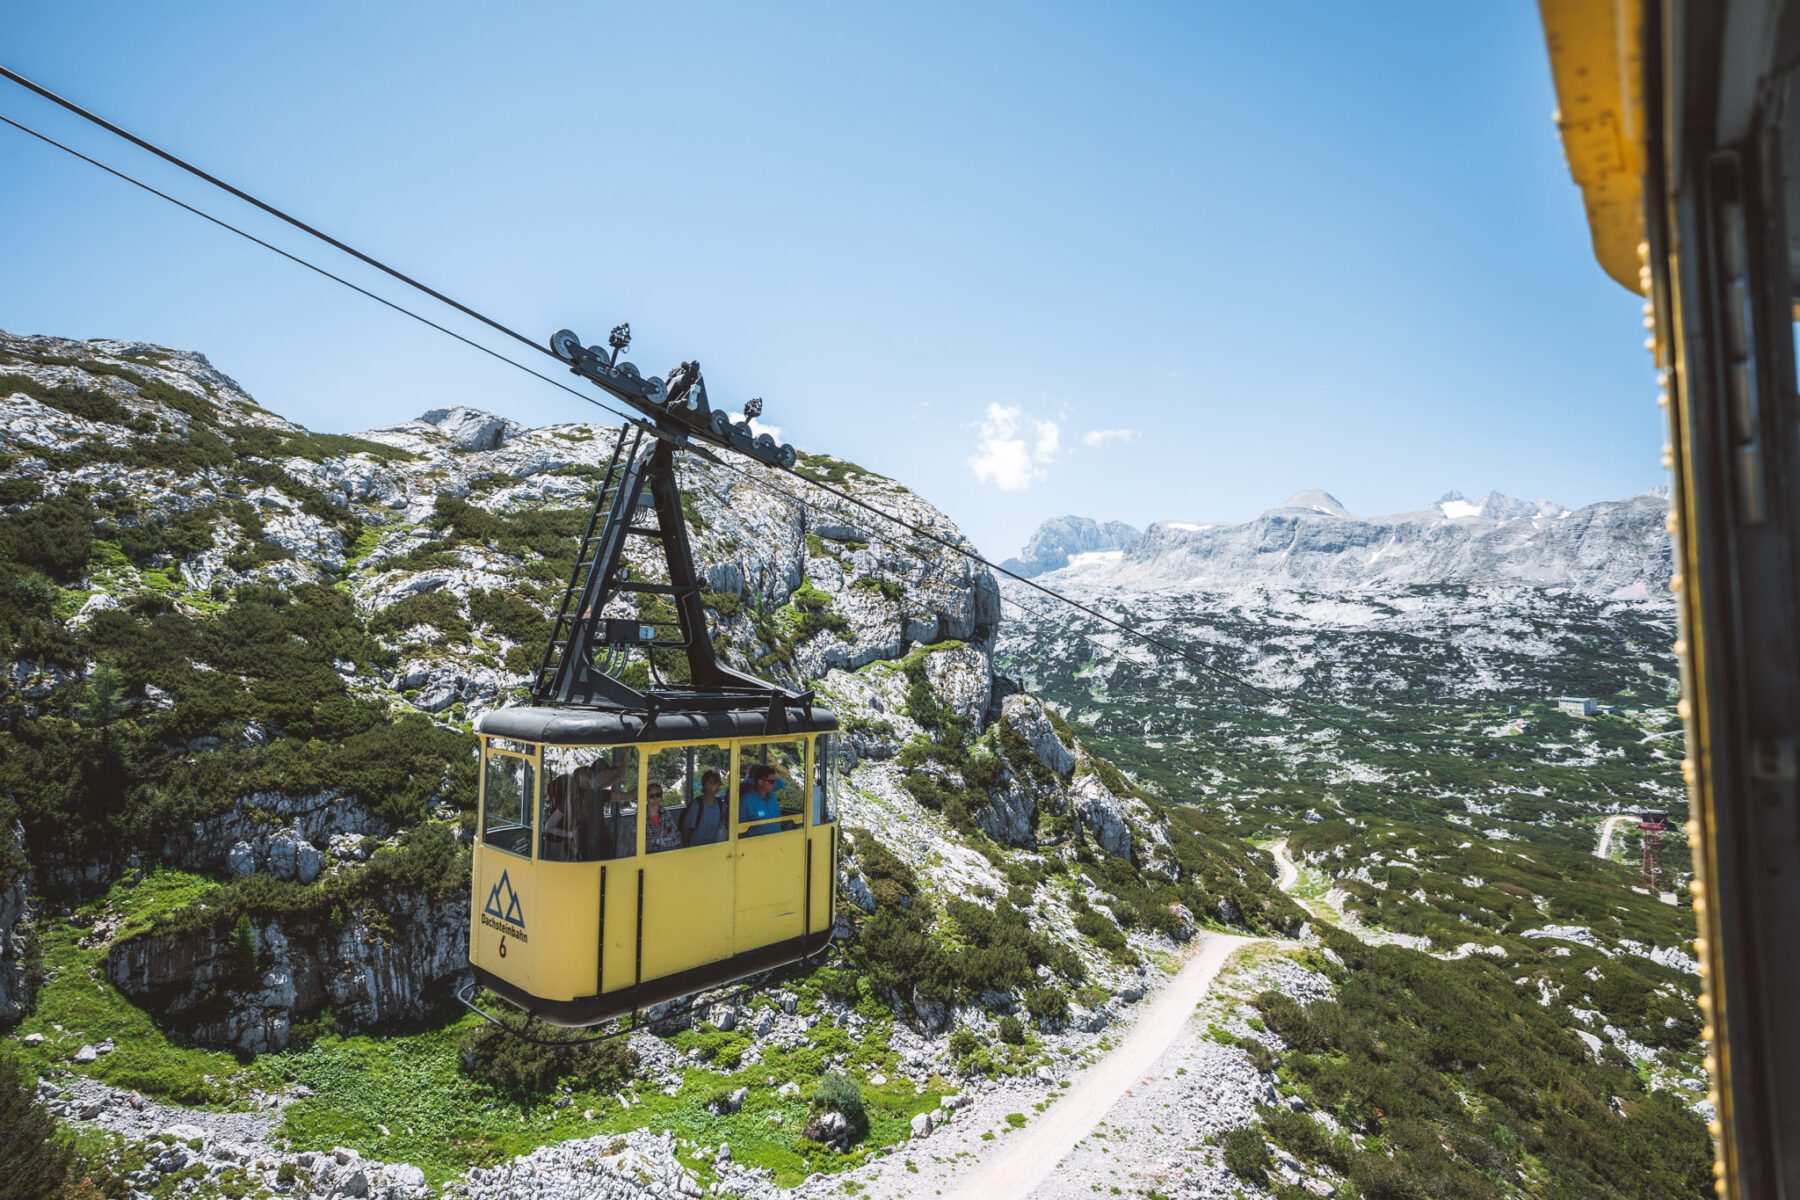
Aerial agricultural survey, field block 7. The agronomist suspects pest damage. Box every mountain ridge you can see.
[1013,486,1670,595]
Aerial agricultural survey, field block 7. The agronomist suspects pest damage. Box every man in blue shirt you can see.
[739,765,785,837]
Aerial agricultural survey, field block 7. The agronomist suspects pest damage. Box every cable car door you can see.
[640,742,736,979]
[733,739,808,956]
[473,740,538,995]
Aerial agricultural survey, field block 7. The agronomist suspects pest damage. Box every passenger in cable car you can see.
[644,783,682,853]
[589,761,632,860]
[739,764,782,836]
[682,770,727,846]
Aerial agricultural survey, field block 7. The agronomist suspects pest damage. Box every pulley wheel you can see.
[550,329,583,361]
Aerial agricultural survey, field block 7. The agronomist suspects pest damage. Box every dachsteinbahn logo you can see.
[481,870,528,941]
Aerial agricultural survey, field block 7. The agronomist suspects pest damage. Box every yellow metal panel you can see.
[471,843,535,994]
[1538,0,1647,291]
[734,829,806,955]
[599,862,642,994]
[531,862,601,1002]
[641,840,736,979]
[807,826,835,933]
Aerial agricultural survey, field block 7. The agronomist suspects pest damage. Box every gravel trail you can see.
[1595,813,1636,859]
[936,931,1257,1200]
[1270,839,1298,891]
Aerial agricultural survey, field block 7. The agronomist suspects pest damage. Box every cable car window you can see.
[643,743,731,851]
[481,748,535,858]
[814,733,839,826]
[688,743,731,846]
[738,739,804,836]
[643,746,689,854]
[541,745,637,861]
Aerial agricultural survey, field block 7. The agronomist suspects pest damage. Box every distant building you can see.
[1556,696,1598,717]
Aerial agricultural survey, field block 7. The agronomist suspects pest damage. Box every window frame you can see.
[813,733,838,828]
[734,737,807,836]
[479,736,540,861]
[540,744,639,863]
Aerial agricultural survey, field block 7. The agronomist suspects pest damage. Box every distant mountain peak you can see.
[1003,516,1142,578]
[1436,489,1568,522]
[1269,489,1352,518]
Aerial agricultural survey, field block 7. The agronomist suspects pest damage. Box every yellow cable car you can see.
[464,326,841,1026]
[470,710,839,1025]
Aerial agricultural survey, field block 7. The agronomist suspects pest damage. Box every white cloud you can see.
[1082,427,1140,447]
[969,403,1062,491]
[747,418,783,444]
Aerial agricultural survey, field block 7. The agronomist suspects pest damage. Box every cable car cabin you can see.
[456,326,842,1025]
[469,706,840,1026]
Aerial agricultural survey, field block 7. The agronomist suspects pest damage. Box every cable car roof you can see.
[476,704,838,746]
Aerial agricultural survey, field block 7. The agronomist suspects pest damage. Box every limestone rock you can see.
[0,821,36,1021]
[1070,774,1133,860]
[842,871,877,913]
[416,406,524,452]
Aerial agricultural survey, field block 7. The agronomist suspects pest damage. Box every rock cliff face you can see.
[104,889,468,1055]
[1019,488,1670,595]
[165,792,389,883]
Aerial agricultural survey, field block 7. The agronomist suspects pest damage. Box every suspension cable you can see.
[0,96,1347,730]
[0,65,550,361]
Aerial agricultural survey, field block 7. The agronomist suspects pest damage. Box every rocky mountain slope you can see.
[0,331,1312,1197]
[996,493,1710,1195]
[1013,486,1671,595]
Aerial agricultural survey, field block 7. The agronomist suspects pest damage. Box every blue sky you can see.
[1,3,1657,558]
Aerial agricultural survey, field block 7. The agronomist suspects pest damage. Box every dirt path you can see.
[1271,838,1298,891]
[1596,813,1635,860]
[936,930,1257,1200]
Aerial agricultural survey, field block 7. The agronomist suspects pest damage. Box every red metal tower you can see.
[1638,811,1669,892]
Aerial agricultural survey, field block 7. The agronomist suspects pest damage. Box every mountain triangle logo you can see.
[484,870,525,929]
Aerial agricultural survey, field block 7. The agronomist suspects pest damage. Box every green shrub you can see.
[997,1014,1025,1045]
[1,493,96,582]
[701,589,742,619]
[947,1029,978,1059]
[1023,987,1069,1024]
[1073,985,1108,1009]
[791,582,833,612]
[370,589,469,643]
[1219,1126,1270,1184]
[0,1053,75,1200]
[852,576,903,603]
[812,1071,869,1142]
[1072,906,1129,955]
[0,372,130,425]
[814,967,862,1004]
[227,915,258,986]
[468,590,549,647]
[459,1022,636,1097]
[845,828,918,908]
[1234,1035,1275,1075]
[1258,1104,1349,1174]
